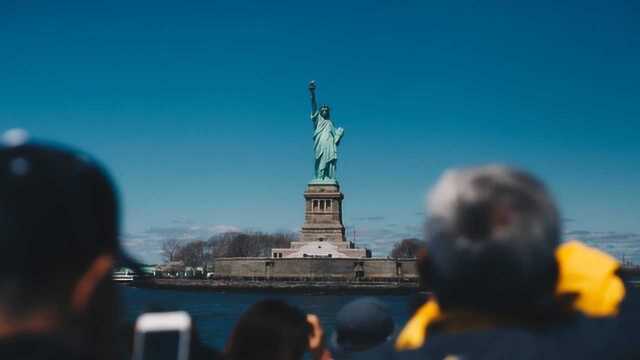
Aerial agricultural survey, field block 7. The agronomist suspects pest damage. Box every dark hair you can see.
[0,142,122,360]
[226,300,311,360]
[425,165,561,315]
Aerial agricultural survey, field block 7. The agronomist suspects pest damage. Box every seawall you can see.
[211,257,419,281]
[131,257,421,294]
[137,278,420,294]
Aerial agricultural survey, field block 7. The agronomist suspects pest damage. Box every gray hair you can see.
[425,165,561,312]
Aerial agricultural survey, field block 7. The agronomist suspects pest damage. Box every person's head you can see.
[0,131,128,357]
[226,300,311,360]
[329,297,395,357]
[424,165,561,315]
[320,105,330,119]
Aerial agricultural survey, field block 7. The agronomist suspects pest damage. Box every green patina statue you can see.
[308,81,344,184]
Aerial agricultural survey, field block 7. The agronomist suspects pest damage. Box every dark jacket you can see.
[358,284,640,360]
[0,335,91,360]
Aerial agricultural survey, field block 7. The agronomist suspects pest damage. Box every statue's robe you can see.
[311,111,343,179]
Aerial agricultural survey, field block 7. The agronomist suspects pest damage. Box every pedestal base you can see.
[272,183,370,259]
[300,183,345,242]
[273,241,368,258]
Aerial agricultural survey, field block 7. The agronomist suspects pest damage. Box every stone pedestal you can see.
[272,183,369,259]
[300,183,346,243]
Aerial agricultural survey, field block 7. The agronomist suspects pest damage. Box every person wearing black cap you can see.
[0,130,137,360]
[329,297,396,359]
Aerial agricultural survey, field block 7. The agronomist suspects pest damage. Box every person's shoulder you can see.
[347,341,420,360]
[429,329,542,359]
[547,283,640,357]
[350,328,575,360]
[416,318,640,360]
[0,335,91,360]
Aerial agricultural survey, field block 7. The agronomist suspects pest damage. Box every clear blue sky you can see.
[2,1,639,263]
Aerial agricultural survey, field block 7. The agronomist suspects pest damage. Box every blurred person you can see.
[329,297,396,359]
[0,130,137,360]
[361,165,640,359]
[225,299,329,360]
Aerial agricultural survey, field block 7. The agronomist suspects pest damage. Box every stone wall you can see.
[212,257,418,280]
[301,184,346,242]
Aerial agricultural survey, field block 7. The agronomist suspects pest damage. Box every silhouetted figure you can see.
[359,165,640,360]
[225,300,327,360]
[0,132,137,360]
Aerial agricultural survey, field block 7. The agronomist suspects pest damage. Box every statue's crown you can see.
[320,104,330,110]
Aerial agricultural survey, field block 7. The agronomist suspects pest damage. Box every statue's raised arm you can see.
[309,80,318,116]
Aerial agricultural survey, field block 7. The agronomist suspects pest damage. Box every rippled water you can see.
[119,285,422,350]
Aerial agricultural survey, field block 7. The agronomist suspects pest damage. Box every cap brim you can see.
[328,326,399,355]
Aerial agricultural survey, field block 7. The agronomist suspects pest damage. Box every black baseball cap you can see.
[0,130,140,282]
[329,297,396,355]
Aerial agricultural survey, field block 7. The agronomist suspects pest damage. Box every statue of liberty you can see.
[308,81,344,184]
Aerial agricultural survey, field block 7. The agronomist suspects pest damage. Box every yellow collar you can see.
[395,241,625,351]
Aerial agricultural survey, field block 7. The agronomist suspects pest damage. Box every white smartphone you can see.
[132,311,192,360]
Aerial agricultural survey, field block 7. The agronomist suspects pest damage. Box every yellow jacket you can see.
[395,241,626,351]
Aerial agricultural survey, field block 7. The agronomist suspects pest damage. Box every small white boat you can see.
[112,268,139,283]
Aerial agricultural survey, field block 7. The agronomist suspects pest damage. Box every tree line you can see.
[389,238,425,259]
[161,232,425,267]
[161,231,297,267]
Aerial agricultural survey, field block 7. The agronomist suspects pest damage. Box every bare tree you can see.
[207,231,296,258]
[161,238,183,262]
[390,238,424,259]
[207,231,243,258]
[161,231,297,267]
[174,240,208,267]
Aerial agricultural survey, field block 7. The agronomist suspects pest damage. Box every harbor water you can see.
[119,285,421,350]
